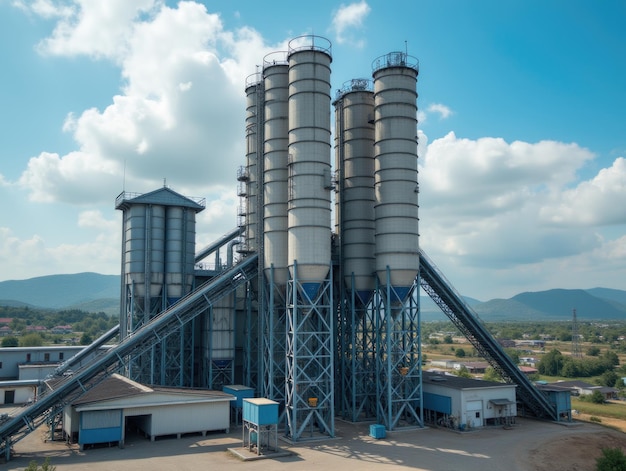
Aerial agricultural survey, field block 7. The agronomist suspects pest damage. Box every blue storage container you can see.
[369,424,386,439]
[223,384,255,408]
[242,398,279,426]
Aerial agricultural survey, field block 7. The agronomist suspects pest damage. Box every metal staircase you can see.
[0,254,258,460]
[418,249,557,421]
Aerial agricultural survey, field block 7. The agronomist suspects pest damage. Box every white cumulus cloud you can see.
[330,1,370,47]
[16,1,277,206]
[418,131,624,298]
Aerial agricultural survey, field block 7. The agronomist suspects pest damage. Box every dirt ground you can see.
[4,417,626,471]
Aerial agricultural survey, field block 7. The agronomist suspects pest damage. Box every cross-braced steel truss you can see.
[339,274,377,422]
[261,266,288,410]
[374,270,423,431]
[285,263,335,441]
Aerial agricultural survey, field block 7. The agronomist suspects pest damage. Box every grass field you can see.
[572,397,626,421]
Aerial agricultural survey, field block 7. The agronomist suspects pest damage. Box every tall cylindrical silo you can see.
[287,35,333,298]
[150,205,166,297]
[334,79,375,305]
[123,205,166,297]
[263,52,290,287]
[124,205,147,298]
[165,206,196,303]
[372,52,420,302]
[244,73,262,253]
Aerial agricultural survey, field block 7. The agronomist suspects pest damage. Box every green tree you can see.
[443,335,453,344]
[455,348,466,358]
[600,370,619,388]
[538,349,564,376]
[1,336,19,347]
[587,346,601,356]
[596,447,626,471]
[561,358,580,377]
[590,390,605,404]
[603,351,619,367]
[20,333,44,347]
[483,367,502,382]
[80,332,93,345]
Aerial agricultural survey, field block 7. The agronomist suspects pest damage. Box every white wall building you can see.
[63,374,234,450]
[422,372,517,429]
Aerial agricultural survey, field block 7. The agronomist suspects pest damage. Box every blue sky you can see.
[0,0,625,301]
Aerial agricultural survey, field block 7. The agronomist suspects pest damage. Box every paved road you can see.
[3,418,622,471]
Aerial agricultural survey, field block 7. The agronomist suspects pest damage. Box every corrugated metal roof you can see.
[115,187,205,211]
[72,374,151,406]
[71,374,233,407]
[423,371,516,390]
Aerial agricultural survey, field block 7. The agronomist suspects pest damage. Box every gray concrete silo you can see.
[287,35,333,299]
[334,79,376,305]
[263,53,290,287]
[372,52,420,302]
[116,187,205,376]
[165,205,197,304]
[241,73,263,254]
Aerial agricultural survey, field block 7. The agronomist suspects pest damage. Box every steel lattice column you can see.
[285,263,335,441]
[340,274,377,422]
[374,269,423,430]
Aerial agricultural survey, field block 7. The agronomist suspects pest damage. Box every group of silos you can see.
[242,35,419,306]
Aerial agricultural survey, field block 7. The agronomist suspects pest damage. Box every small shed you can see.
[63,374,233,450]
[422,372,517,429]
[536,384,572,422]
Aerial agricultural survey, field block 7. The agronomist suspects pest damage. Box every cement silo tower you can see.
[287,35,333,298]
[373,52,420,302]
[334,79,376,305]
[333,78,377,422]
[238,72,263,254]
[260,51,290,407]
[372,51,422,430]
[116,186,205,386]
[285,35,335,441]
[263,53,290,289]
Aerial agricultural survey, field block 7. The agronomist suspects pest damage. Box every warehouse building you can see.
[62,374,233,450]
[422,372,517,429]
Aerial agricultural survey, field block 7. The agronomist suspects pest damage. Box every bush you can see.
[25,457,56,471]
[1,336,19,347]
[587,346,601,356]
[596,447,626,471]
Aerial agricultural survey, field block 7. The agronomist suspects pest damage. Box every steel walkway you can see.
[418,249,558,420]
[0,254,258,460]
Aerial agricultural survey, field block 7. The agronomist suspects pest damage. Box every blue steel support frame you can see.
[340,273,377,422]
[261,266,287,414]
[374,267,423,430]
[285,262,335,441]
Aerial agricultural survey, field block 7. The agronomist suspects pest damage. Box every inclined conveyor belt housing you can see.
[418,249,557,421]
[0,254,257,459]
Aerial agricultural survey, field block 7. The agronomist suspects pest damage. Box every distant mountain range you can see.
[0,273,625,321]
[0,272,120,316]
